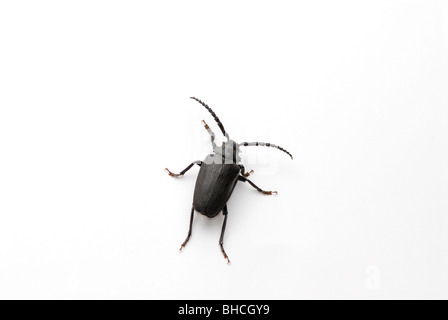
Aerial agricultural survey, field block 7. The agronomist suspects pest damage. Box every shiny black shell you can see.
[193,154,240,217]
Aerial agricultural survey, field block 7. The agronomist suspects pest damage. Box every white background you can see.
[0,1,447,299]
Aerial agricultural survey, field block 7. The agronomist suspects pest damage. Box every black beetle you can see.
[166,97,293,263]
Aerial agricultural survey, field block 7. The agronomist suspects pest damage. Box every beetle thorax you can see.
[212,140,241,164]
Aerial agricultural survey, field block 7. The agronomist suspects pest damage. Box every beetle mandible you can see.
[165,97,293,263]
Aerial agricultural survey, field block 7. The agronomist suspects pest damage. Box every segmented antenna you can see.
[239,142,293,160]
[190,97,229,139]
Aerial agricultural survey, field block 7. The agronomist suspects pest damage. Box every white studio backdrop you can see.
[0,1,447,299]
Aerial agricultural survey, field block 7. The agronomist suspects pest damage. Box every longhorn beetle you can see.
[165,97,293,263]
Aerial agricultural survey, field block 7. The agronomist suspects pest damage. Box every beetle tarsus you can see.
[220,244,231,264]
[179,244,185,251]
[243,169,254,177]
[165,168,181,177]
[180,236,190,251]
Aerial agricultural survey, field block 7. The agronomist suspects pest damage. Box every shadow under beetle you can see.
[166,97,293,263]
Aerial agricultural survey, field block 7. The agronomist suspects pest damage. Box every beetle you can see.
[165,97,293,263]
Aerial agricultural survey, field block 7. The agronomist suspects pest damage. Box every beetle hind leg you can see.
[179,206,195,251]
[220,244,230,264]
[219,205,231,264]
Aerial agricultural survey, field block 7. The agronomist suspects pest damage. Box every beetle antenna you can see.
[190,97,229,140]
[239,142,293,159]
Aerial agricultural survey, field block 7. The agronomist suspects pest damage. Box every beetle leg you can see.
[180,206,195,251]
[202,120,217,149]
[219,205,231,264]
[165,161,202,177]
[243,169,254,177]
[238,175,278,195]
[238,165,254,177]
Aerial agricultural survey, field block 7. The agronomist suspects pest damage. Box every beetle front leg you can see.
[202,120,217,149]
[165,161,202,177]
[238,175,278,195]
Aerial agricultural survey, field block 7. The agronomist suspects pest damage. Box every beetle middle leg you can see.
[165,161,202,177]
[219,205,231,264]
[179,206,195,251]
[238,175,278,195]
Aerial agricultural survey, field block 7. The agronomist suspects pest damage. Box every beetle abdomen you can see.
[193,155,240,217]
